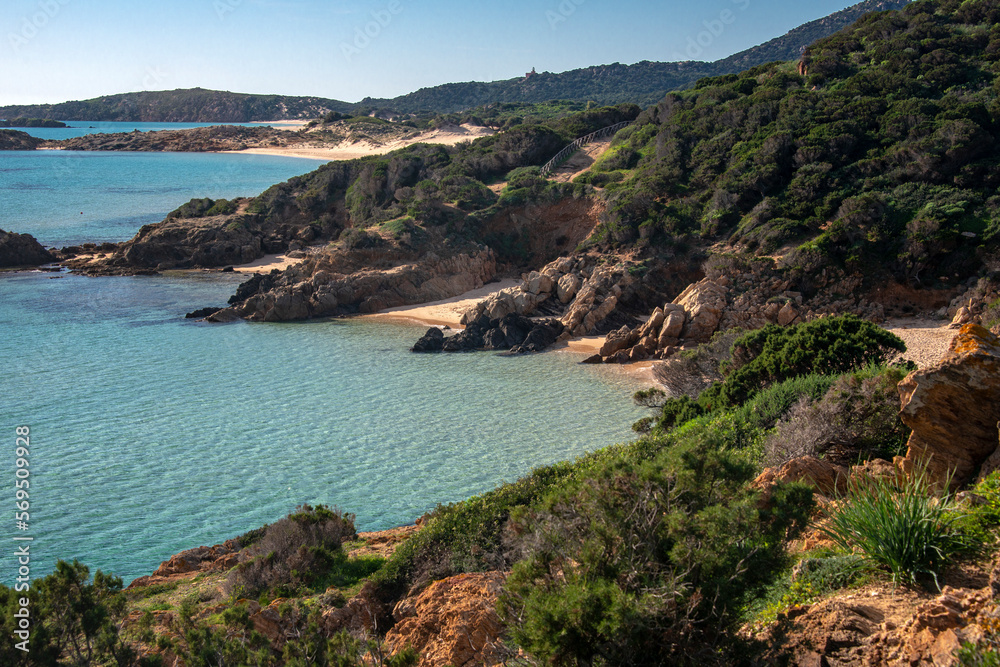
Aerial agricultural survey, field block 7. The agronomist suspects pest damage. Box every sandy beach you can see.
[364,278,521,327]
[363,280,658,387]
[228,123,495,161]
[229,252,302,273]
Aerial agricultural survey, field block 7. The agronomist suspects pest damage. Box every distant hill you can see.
[360,0,913,113]
[0,88,354,123]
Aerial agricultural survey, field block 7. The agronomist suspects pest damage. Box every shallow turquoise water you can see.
[0,271,644,584]
[0,150,325,247]
[0,149,647,585]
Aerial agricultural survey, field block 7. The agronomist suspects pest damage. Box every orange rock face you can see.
[897,324,1000,487]
[384,572,507,667]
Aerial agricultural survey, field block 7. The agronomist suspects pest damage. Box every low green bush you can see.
[225,505,356,599]
[500,435,814,665]
[763,365,911,467]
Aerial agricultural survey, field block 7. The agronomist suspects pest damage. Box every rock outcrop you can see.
[897,324,1000,488]
[866,586,995,666]
[384,572,506,667]
[588,277,732,363]
[214,245,497,322]
[0,129,43,150]
[126,539,241,589]
[757,577,999,666]
[0,229,54,268]
[752,455,849,500]
[432,313,563,354]
[411,327,445,352]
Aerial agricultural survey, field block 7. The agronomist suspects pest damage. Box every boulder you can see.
[522,271,555,295]
[185,307,222,319]
[638,307,666,339]
[0,229,54,268]
[511,320,565,354]
[556,273,581,304]
[411,327,445,352]
[674,278,728,343]
[897,324,1000,488]
[777,302,799,326]
[599,325,639,357]
[658,307,686,344]
[951,306,973,329]
[384,572,506,667]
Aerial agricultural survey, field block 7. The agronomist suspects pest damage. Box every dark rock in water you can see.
[510,319,564,353]
[185,307,222,319]
[221,266,234,272]
[411,327,444,352]
[581,354,603,364]
[229,270,279,305]
[423,312,564,354]
[0,229,54,268]
[205,308,242,323]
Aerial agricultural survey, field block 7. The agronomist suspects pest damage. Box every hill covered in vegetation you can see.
[0,88,354,123]
[359,0,913,113]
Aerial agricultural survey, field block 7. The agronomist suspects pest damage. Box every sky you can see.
[1,0,863,106]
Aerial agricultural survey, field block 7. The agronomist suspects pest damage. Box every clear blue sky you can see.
[2,0,862,105]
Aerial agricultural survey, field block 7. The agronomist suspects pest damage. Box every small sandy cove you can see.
[361,279,659,386]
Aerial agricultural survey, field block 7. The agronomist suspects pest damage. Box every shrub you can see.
[763,365,911,467]
[339,228,386,250]
[720,315,906,407]
[819,467,968,587]
[225,504,356,599]
[501,436,814,665]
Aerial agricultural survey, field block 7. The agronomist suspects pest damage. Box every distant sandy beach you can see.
[228,123,495,161]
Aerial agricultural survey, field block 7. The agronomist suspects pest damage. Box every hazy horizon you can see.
[1,0,868,107]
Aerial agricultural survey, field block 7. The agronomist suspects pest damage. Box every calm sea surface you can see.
[0,134,645,584]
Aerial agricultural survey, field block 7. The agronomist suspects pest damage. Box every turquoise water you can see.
[0,152,646,585]
[16,121,287,141]
[0,150,325,247]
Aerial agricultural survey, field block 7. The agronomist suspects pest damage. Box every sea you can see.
[0,123,646,585]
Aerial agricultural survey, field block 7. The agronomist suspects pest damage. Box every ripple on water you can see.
[1,272,646,583]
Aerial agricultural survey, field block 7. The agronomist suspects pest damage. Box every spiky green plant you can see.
[819,466,968,588]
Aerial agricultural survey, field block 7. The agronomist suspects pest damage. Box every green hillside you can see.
[360,0,913,113]
[0,88,353,123]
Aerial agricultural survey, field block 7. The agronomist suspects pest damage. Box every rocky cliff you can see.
[208,233,497,322]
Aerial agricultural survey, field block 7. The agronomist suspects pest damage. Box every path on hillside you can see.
[548,137,614,183]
